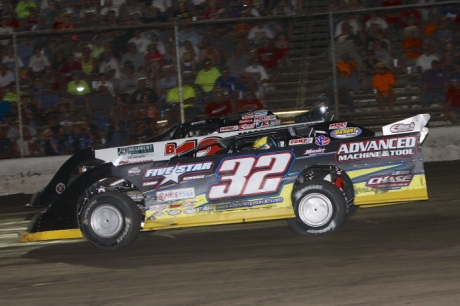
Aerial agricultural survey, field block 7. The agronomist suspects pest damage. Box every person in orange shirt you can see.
[372,62,395,111]
[401,26,422,68]
[336,52,360,93]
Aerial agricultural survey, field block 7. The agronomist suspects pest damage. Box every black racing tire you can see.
[341,174,357,219]
[287,180,347,235]
[80,192,141,250]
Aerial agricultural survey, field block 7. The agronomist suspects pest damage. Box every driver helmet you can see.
[253,136,277,150]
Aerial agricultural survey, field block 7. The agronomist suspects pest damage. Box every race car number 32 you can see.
[208,152,294,200]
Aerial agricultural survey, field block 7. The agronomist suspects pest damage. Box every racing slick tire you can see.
[80,192,141,250]
[287,180,347,235]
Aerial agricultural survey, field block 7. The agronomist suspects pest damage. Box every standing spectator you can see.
[324,75,355,113]
[416,44,439,73]
[101,107,128,148]
[165,85,197,123]
[420,60,450,108]
[180,39,200,76]
[195,58,221,100]
[372,62,395,111]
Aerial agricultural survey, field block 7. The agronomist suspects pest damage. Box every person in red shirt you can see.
[256,38,283,83]
[446,76,460,122]
[382,0,402,29]
[205,88,232,118]
[235,90,264,112]
[60,54,83,84]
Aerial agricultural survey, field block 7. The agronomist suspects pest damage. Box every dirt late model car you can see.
[20,113,431,250]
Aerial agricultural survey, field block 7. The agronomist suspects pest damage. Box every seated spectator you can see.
[165,85,197,123]
[382,0,402,29]
[215,66,238,101]
[158,65,178,102]
[2,47,24,75]
[89,85,116,129]
[372,62,395,111]
[129,30,150,55]
[0,64,14,89]
[34,80,60,118]
[445,75,460,122]
[23,103,43,131]
[7,116,37,142]
[119,63,142,95]
[121,42,145,73]
[335,14,362,39]
[422,17,439,38]
[236,72,260,100]
[416,44,440,73]
[401,26,423,73]
[274,33,292,66]
[365,13,389,34]
[226,47,251,78]
[179,40,199,76]
[421,60,449,108]
[235,90,264,112]
[205,88,232,118]
[60,54,83,84]
[0,17,13,47]
[101,107,129,148]
[324,74,355,113]
[144,43,164,83]
[57,102,78,135]
[436,16,454,45]
[173,0,193,20]
[256,38,284,83]
[15,0,37,20]
[98,51,120,80]
[178,24,201,46]
[361,50,380,93]
[336,52,360,93]
[67,71,90,110]
[372,40,393,71]
[0,126,13,158]
[12,127,39,157]
[440,40,459,74]
[205,0,226,20]
[244,57,269,98]
[248,21,274,46]
[28,47,50,77]
[130,77,159,105]
[195,58,221,101]
[200,42,221,67]
[80,46,96,77]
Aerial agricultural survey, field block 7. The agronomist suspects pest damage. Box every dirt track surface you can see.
[1,161,460,306]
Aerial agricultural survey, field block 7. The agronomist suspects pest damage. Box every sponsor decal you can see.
[143,181,158,186]
[241,112,254,119]
[216,197,283,211]
[239,123,255,130]
[330,127,362,139]
[255,121,269,128]
[208,152,294,201]
[269,119,281,126]
[184,201,195,207]
[200,205,213,212]
[118,144,154,156]
[315,136,330,146]
[149,204,167,211]
[289,138,313,146]
[184,208,198,214]
[190,120,206,125]
[182,174,205,181]
[165,137,221,156]
[303,147,326,156]
[157,188,195,202]
[153,211,165,218]
[253,110,268,116]
[128,167,141,176]
[329,122,347,129]
[56,183,65,194]
[254,115,277,122]
[390,122,415,133]
[336,136,417,162]
[168,210,181,216]
[145,162,213,185]
[239,119,253,124]
[119,159,153,165]
[169,203,182,208]
[220,125,239,132]
[366,171,414,189]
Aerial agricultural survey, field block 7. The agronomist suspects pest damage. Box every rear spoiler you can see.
[382,114,430,143]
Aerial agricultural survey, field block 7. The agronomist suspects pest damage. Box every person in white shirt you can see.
[416,44,440,72]
[247,22,274,46]
[245,57,269,98]
[28,47,50,74]
[0,17,13,46]
[98,51,120,79]
[128,30,150,54]
[0,64,14,88]
[2,47,24,71]
[365,13,389,33]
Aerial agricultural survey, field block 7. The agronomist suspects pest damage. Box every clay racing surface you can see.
[0,161,459,306]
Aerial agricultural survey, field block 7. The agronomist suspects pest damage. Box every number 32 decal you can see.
[208,152,294,200]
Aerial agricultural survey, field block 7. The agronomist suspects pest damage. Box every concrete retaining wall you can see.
[1,126,459,196]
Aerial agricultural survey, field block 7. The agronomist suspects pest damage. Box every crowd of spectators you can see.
[0,0,300,159]
[329,0,460,112]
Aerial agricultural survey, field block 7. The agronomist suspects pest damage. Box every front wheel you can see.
[80,192,141,250]
[287,180,347,235]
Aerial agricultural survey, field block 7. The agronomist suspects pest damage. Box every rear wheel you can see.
[287,180,347,235]
[80,192,141,250]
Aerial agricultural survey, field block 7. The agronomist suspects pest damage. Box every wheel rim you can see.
[90,204,123,238]
[298,193,333,227]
